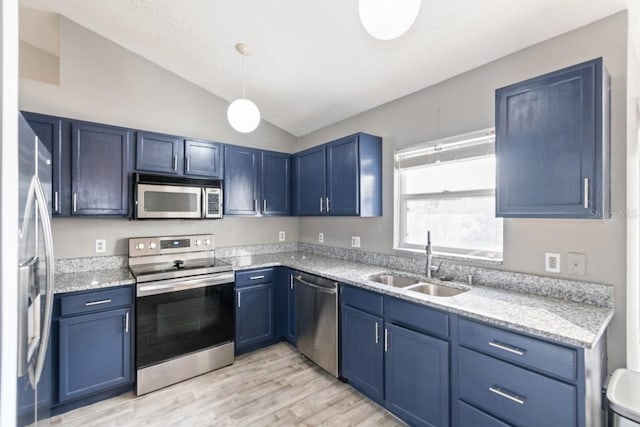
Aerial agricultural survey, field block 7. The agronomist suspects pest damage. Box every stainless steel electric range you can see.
[128,234,234,395]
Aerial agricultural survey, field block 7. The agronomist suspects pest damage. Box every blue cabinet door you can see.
[235,283,274,352]
[261,151,290,215]
[496,58,609,218]
[292,145,326,215]
[326,135,359,216]
[71,123,130,215]
[135,131,181,175]
[341,305,384,402]
[184,139,223,178]
[22,112,67,216]
[58,307,132,403]
[274,267,296,344]
[224,145,260,215]
[385,323,449,427]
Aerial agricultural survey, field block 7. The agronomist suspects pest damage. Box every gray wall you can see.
[297,12,629,370]
[18,16,300,258]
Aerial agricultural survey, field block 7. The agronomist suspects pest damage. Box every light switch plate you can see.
[567,252,586,275]
[95,239,106,253]
[545,252,561,273]
[318,233,324,243]
[351,236,361,248]
[278,231,285,242]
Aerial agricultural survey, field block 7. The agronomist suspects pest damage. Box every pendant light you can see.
[359,0,421,40]
[227,43,261,133]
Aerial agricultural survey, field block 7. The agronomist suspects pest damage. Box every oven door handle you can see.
[137,272,235,297]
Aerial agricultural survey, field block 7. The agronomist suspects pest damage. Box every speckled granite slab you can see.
[216,242,299,258]
[55,269,135,294]
[221,251,613,348]
[55,255,127,273]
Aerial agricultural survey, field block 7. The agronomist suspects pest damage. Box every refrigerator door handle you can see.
[28,175,55,387]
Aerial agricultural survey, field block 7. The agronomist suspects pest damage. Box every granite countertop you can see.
[222,251,614,349]
[55,268,135,294]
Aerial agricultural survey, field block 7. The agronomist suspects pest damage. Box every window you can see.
[394,129,503,261]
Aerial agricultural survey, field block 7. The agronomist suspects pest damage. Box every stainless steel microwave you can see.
[133,173,223,219]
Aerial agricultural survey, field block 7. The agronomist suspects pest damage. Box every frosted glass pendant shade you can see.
[227,98,260,133]
[359,0,421,40]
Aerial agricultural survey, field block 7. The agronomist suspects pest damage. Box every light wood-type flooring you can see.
[48,342,405,426]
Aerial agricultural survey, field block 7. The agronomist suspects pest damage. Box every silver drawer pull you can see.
[489,386,526,405]
[375,322,379,344]
[249,275,265,280]
[85,299,112,307]
[583,178,589,208]
[489,341,525,356]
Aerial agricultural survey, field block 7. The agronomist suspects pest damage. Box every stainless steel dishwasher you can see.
[294,272,338,377]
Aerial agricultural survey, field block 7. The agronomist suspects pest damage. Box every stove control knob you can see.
[149,242,157,249]
[136,243,145,250]
[195,239,202,246]
[204,239,211,246]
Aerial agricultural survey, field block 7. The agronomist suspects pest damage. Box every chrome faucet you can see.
[426,231,433,278]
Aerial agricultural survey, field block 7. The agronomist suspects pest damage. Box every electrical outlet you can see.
[318,233,324,243]
[278,231,285,242]
[567,252,586,275]
[545,252,561,273]
[351,236,361,248]
[95,239,106,253]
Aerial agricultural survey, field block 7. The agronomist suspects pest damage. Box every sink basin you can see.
[368,273,419,287]
[404,283,468,297]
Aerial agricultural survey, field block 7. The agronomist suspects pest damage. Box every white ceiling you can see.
[19,0,640,137]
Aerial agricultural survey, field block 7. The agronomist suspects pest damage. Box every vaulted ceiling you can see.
[19,0,640,136]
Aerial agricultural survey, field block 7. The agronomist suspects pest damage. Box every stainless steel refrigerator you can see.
[16,114,55,426]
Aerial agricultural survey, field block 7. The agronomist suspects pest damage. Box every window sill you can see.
[392,247,504,266]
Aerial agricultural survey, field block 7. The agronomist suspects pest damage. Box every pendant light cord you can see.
[242,53,246,99]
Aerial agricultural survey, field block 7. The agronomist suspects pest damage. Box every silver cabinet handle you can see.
[489,386,526,405]
[326,197,330,213]
[319,197,324,213]
[263,199,267,212]
[186,156,191,172]
[254,199,258,212]
[237,292,241,308]
[125,311,129,333]
[375,322,379,344]
[249,275,265,280]
[384,328,389,352]
[289,274,294,290]
[583,178,589,208]
[72,192,77,213]
[85,299,112,307]
[488,341,525,356]
[54,191,59,213]
[173,155,178,171]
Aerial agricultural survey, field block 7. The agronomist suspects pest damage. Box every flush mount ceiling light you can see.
[359,0,421,40]
[227,43,261,133]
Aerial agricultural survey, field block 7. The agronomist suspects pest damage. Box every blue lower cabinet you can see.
[341,305,384,402]
[275,267,296,344]
[58,307,132,403]
[458,401,511,427]
[385,323,449,427]
[235,282,275,353]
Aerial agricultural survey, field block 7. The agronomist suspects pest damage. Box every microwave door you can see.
[137,184,202,219]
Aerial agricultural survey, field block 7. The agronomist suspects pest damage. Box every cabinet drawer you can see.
[458,348,576,427]
[458,318,577,381]
[341,286,383,316]
[384,297,448,338]
[235,268,274,287]
[59,287,132,317]
[458,401,510,427]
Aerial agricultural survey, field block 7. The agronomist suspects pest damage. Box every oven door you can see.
[136,274,234,369]
[136,183,202,219]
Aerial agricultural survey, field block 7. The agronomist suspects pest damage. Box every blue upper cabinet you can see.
[496,57,610,218]
[71,122,130,216]
[184,139,223,178]
[224,145,260,215]
[135,131,182,175]
[292,145,326,215]
[22,112,68,216]
[224,145,291,216]
[136,132,224,179]
[261,151,291,215]
[292,132,382,216]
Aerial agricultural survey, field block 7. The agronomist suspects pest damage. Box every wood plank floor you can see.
[48,343,405,426]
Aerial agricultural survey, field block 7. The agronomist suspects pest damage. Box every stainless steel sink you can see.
[404,283,468,297]
[367,273,419,287]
